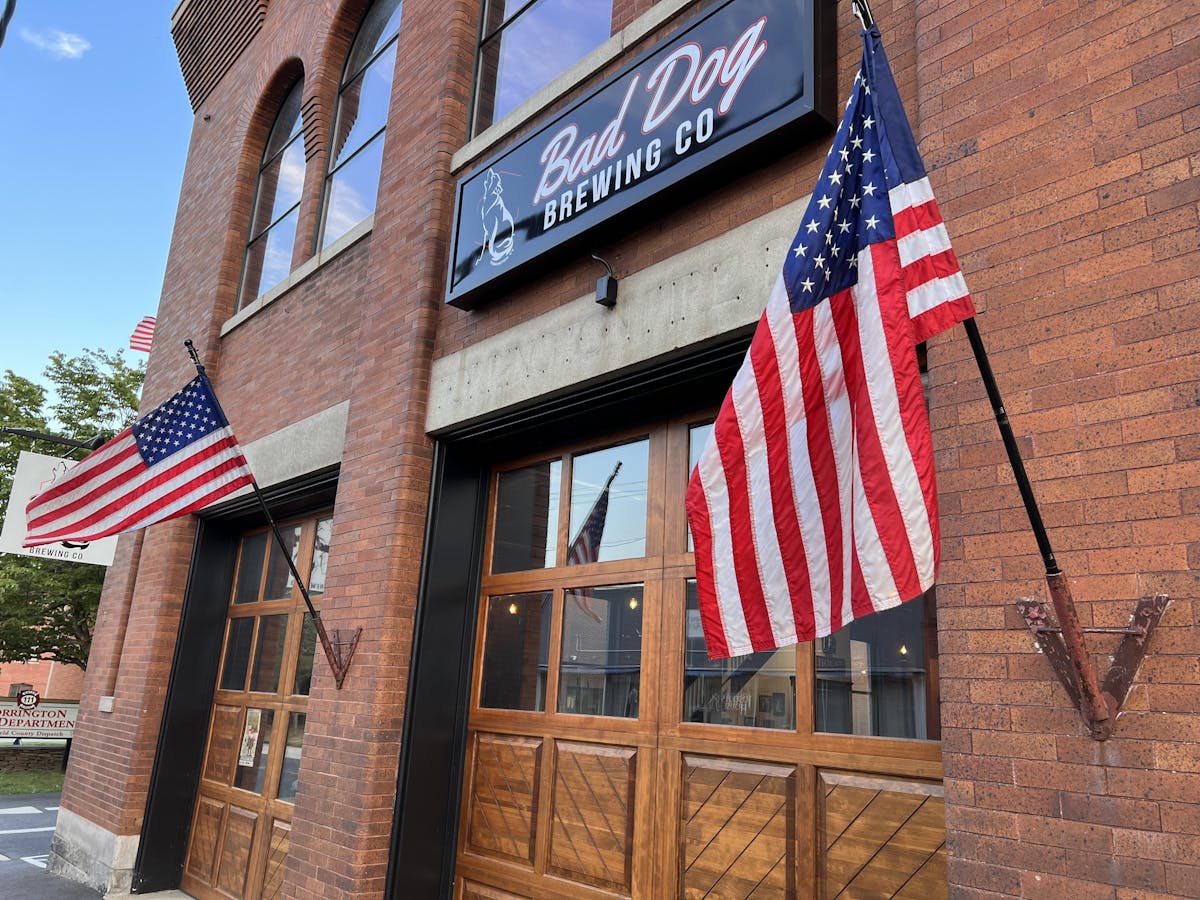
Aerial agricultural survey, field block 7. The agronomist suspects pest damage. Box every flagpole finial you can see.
[184,339,205,375]
[851,0,874,29]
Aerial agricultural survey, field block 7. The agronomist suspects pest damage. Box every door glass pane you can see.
[567,440,648,564]
[233,708,274,794]
[233,533,268,604]
[815,595,937,740]
[479,592,551,711]
[278,713,306,803]
[558,584,642,718]
[683,581,795,729]
[293,616,317,696]
[310,517,332,594]
[250,615,288,693]
[220,618,255,691]
[492,460,560,573]
[687,423,713,552]
[264,526,302,600]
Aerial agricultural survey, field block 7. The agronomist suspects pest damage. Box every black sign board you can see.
[446,0,835,309]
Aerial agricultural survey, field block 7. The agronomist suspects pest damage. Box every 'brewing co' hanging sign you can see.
[446,0,835,309]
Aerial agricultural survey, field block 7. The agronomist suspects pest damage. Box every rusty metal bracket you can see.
[314,621,362,691]
[1017,593,1170,740]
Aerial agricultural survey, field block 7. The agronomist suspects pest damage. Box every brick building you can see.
[1,659,85,702]
[48,0,1198,897]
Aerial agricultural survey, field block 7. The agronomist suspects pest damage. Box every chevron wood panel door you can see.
[455,419,944,898]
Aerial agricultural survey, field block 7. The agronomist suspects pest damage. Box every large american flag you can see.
[24,373,254,547]
[686,25,975,658]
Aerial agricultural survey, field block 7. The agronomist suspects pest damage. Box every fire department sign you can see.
[446,0,835,309]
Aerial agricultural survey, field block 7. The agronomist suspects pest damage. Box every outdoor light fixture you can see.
[591,252,618,308]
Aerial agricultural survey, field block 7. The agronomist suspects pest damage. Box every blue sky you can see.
[0,2,192,385]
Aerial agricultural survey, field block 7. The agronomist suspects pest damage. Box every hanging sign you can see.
[446,0,835,309]
[0,451,117,565]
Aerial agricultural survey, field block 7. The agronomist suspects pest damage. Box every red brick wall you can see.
[1,659,85,701]
[916,0,1200,896]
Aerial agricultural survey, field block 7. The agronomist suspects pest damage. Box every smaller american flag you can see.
[566,462,622,623]
[24,373,254,547]
[130,316,156,353]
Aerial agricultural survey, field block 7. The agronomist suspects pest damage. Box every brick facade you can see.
[53,0,1197,897]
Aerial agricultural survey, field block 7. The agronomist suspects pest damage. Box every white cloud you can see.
[19,28,90,60]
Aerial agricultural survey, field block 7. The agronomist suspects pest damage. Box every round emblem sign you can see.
[16,689,40,710]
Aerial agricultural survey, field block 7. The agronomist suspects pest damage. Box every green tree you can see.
[0,349,144,670]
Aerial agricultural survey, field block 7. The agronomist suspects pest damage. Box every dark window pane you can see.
[683,580,795,729]
[343,0,403,83]
[687,423,713,552]
[233,708,274,794]
[310,517,332,595]
[492,460,560,573]
[233,533,268,604]
[558,584,642,718]
[567,440,648,564]
[815,594,938,740]
[277,713,307,803]
[250,615,288,693]
[479,592,551,711]
[330,51,395,169]
[474,0,612,132]
[292,616,317,696]
[321,132,385,248]
[263,81,304,160]
[220,618,255,691]
[264,526,302,600]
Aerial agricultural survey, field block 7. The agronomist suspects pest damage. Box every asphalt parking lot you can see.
[0,793,100,898]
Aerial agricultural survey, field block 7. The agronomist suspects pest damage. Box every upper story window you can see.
[318,0,404,250]
[238,80,306,309]
[471,0,614,135]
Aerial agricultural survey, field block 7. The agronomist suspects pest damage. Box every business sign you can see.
[0,697,79,739]
[446,0,834,309]
[0,450,117,565]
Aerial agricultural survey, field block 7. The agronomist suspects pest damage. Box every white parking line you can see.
[0,826,56,835]
[44,806,59,811]
[22,854,48,869]
[0,853,9,862]
[0,806,41,815]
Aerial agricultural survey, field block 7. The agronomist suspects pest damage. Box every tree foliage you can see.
[0,349,144,670]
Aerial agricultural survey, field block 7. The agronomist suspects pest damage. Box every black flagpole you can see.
[184,340,359,689]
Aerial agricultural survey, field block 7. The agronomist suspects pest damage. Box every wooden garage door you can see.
[182,512,331,900]
[454,419,946,898]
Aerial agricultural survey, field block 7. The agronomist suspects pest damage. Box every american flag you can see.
[567,462,622,623]
[130,316,156,353]
[24,373,254,547]
[686,25,975,658]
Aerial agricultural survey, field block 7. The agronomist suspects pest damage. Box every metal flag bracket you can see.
[1017,591,1171,741]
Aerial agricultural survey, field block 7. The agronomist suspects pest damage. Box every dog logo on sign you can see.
[479,168,516,266]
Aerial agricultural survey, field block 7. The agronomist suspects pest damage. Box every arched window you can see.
[238,80,306,309]
[318,0,403,250]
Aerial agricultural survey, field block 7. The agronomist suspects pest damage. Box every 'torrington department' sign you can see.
[0,700,78,739]
[446,0,835,309]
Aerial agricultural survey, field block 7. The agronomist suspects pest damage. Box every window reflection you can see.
[250,615,288,693]
[238,80,306,308]
[492,460,560,573]
[473,0,613,134]
[264,526,302,599]
[310,517,332,595]
[687,422,712,552]
[558,584,642,718]
[292,616,317,696]
[233,532,268,604]
[479,592,551,711]
[320,0,402,248]
[814,594,939,740]
[278,713,306,803]
[220,618,255,691]
[683,581,795,729]
[568,440,648,564]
